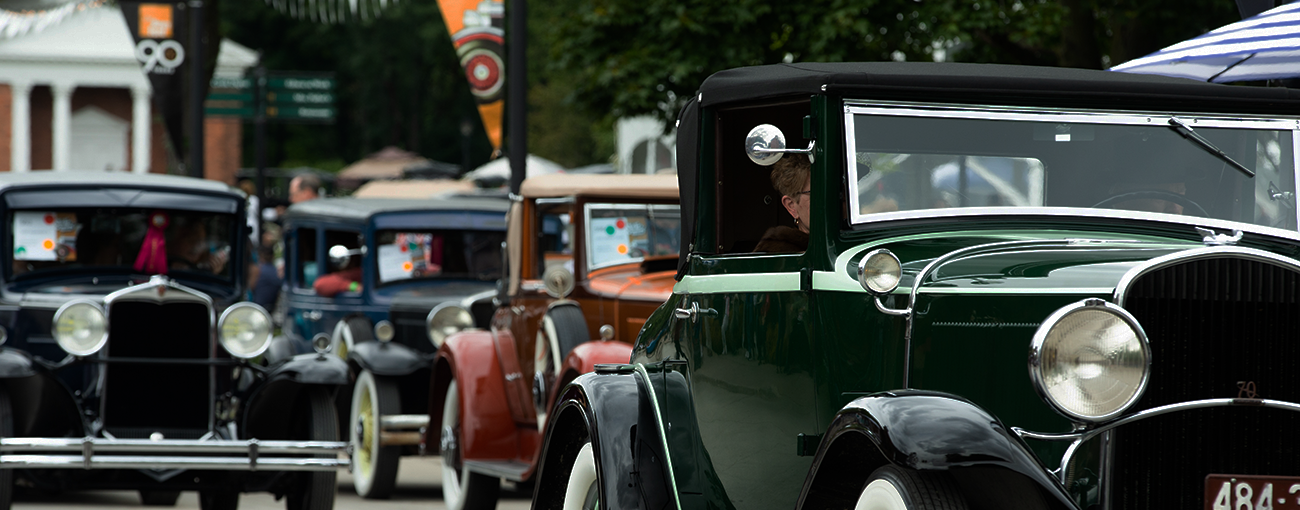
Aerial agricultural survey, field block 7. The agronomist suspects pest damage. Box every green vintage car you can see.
[529,62,1300,510]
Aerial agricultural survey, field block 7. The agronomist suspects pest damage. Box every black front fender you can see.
[348,341,428,377]
[533,366,676,510]
[799,390,1076,510]
[242,353,347,440]
[264,352,349,386]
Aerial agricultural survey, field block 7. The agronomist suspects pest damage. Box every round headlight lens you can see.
[53,301,107,356]
[858,249,902,295]
[427,304,473,348]
[1031,299,1150,423]
[219,303,272,359]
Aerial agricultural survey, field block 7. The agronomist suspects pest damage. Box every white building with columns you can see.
[0,5,256,181]
[0,4,156,173]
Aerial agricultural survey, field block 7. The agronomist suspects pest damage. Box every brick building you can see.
[0,5,256,184]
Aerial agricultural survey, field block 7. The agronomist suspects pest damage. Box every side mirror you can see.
[745,124,816,166]
[328,244,364,269]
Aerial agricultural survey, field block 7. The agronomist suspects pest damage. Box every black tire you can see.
[533,305,589,426]
[350,370,401,499]
[139,490,182,506]
[855,465,968,510]
[198,489,239,510]
[0,387,13,510]
[286,388,337,510]
[440,379,500,510]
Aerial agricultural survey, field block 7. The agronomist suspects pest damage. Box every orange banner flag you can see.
[437,0,505,150]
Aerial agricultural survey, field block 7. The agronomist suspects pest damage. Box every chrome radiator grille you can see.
[103,301,211,438]
[1113,256,1300,508]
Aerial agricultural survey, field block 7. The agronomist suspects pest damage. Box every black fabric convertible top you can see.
[699,62,1300,113]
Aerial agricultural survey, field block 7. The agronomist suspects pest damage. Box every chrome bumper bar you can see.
[379,414,428,447]
[0,437,351,471]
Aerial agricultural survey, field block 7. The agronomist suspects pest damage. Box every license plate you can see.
[1206,475,1300,510]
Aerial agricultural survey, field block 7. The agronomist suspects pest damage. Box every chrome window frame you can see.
[582,203,681,273]
[842,101,1300,241]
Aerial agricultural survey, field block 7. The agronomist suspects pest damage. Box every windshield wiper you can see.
[1168,117,1254,178]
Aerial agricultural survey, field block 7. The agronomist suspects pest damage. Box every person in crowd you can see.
[252,245,282,310]
[289,174,321,204]
[754,155,811,253]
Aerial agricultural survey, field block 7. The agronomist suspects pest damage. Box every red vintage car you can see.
[427,173,679,509]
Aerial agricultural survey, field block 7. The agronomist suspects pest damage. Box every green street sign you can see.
[266,105,335,121]
[205,106,255,117]
[208,92,253,102]
[267,77,334,92]
[265,91,334,105]
[211,77,251,90]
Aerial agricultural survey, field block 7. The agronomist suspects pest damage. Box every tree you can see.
[539,0,1242,126]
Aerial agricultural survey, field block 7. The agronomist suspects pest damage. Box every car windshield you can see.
[8,208,236,280]
[846,105,1298,233]
[373,229,505,284]
[584,203,681,272]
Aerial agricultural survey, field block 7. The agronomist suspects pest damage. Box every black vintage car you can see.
[530,63,1300,510]
[0,172,348,510]
[278,195,507,499]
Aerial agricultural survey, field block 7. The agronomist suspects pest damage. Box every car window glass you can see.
[847,110,1298,232]
[535,202,573,277]
[9,208,234,280]
[584,204,680,272]
[295,228,317,289]
[375,229,506,285]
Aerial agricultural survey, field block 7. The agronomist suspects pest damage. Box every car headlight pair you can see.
[1031,298,1151,423]
[427,303,474,348]
[54,301,272,359]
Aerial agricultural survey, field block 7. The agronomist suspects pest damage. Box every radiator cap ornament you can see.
[1195,227,1243,246]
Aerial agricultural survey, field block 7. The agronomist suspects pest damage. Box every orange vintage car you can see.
[427,173,679,509]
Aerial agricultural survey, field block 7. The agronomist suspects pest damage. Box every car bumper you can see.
[0,437,350,471]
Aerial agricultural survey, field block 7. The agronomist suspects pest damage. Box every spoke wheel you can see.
[533,306,589,427]
[286,388,337,510]
[854,465,968,510]
[561,442,599,510]
[350,370,401,499]
[440,379,500,510]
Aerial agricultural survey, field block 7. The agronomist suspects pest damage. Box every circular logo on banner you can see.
[454,34,505,104]
[136,39,185,74]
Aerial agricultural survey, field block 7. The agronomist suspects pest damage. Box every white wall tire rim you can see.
[350,370,380,496]
[855,478,908,510]
[332,320,352,360]
[561,442,597,510]
[441,380,470,509]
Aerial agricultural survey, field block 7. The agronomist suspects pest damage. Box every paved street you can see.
[12,458,533,510]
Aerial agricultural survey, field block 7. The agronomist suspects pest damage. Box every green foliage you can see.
[539,0,1242,125]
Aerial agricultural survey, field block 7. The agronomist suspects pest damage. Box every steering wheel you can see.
[1092,190,1209,218]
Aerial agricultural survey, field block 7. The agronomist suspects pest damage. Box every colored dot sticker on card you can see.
[402,261,413,272]
[616,219,626,229]
[401,244,408,252]
[43,214,54,224]
[605,226,615,235]
[617,244,627,254]
[42,239,54,250]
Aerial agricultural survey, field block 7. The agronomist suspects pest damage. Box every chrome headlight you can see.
[53,300,107,356]
[857,249,902,295]
[218,303,273,359]
[1030,298,1151,423]
[427,303,473,348]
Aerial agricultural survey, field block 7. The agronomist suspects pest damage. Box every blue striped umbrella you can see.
[1111,1,1300,82]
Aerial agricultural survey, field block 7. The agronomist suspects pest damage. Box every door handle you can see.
[304,310,322,321]
[673,302,714,323]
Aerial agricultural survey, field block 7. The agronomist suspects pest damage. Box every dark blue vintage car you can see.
[0,172,348,510]
[278,195,507,499]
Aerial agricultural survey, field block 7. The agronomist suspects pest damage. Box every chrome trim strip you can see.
[0,437,349,471]
[1292,129,1299,232]
[1112,246,1300,306]
[1014,397,1300,443]
[672,272,801,295]
[844,107,861,221]
[633,364,683,510]
[845,103,1298,129]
